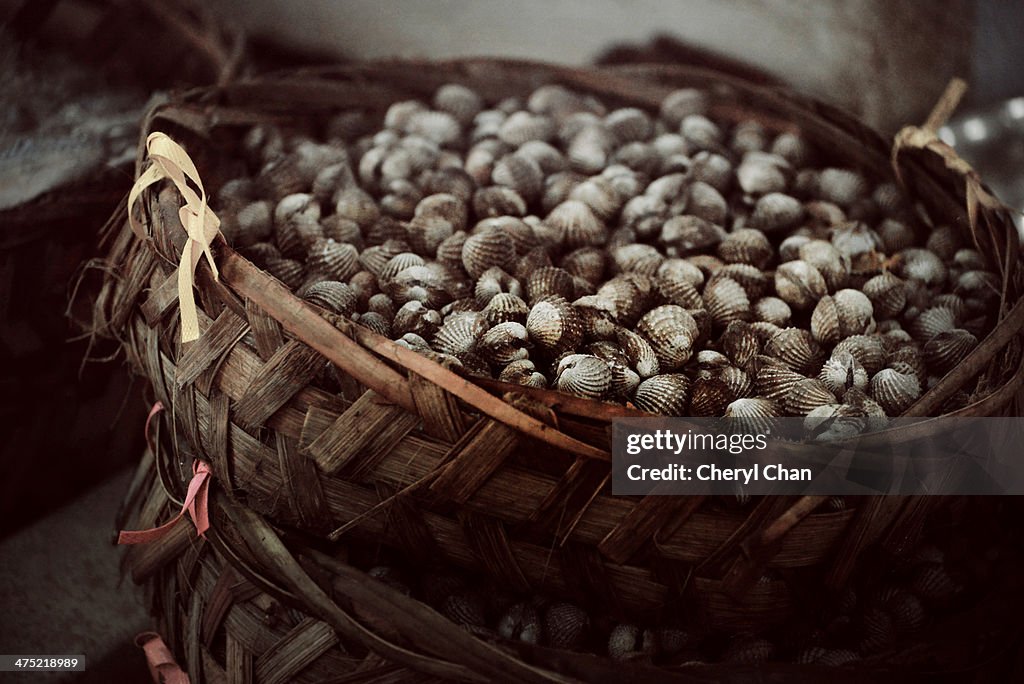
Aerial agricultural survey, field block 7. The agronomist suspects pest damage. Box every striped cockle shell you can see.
[225,200,273,247]
[383,264,451,308]
[380,178,423,220]
[870,367,921,415]
[546,199,607,248]
[771,131,814,168]
[474,216,538,256]
[302,280,358,317]
[357,311,391,337]
[798,239,850,291]
[392,300,443,339]
[659,215,727,255]
[736,152,789,196]
[713,263,772,301]
[306,238,361,282]
[333,186,380,229]
[719,365,753,399]
[816,168,869,206]
[526,266,576,304]
[774,260,828,310]
[765,327,825,375]
[796,648,861,667]
[498,359,548,388]
[498,110,556,146]
[724,397,782,434]
[364,215,408,247]
[612,243,663,275]
[655,273,703,310]
[722,637,775,665]
[573,296,617,340]
[479,322,531,366]
[605,107,654,143]
[784,378,838,416]
[472,185,527,218]
[434,230,468,270]
[753,357,806,403]
[518,140,568,175]
[359,240,408,276]
[416,191,468,230]
[753,296,792,327]
[348,270,380,310]
[367,293,396,320]
[923,329,977,374]
[238,241,279,269]
[379,252,426,281]
[513,247,554,282]
[497,603,542,644]
[953,249,987,272]
[403,109,461,146]
[810,289,875,345]
[568,124,615,174]
[749,192,804,232]
[909,563,961,601]
[544,602,590,651]
[432,311,489,358]
[720,321,762,367]
[878,218,917,254]
[819,351,868,399]
[442,591,488,628]
[616,328,661,378]
[887,346,926,384]
[474,267,523,307]
[689,151,733,193]
[863,272,907,319]
[657,258,705,289]
[492,153,544,203]
[461,228,516,279]
[406,215,455,258]
[555,354,613,399]
[731,119,768,155]
[274,194,323,258]
[483,292,530,326]
[561,246,607,285]
[830,221,883,258]
[265,256,306,289]
[897,248,948,286]
[526,296,583,355]
[637,305,699,371]
[464,139,501,185]
[718,228,773,269]
[319,214,362,249]
[858,606,897,653]
[908,306,957,342]
[433,83,484,126]
[684,181,729,225]
[689,374,734,416]
[704,276,752,328]
[660,88,710,128]
[834,334,886,375]
[596,274,656,326]
[680,114,723,150]
[632,374,690,416]
[778,233,812,262]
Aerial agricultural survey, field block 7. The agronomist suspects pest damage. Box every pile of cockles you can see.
[215,82,999,421]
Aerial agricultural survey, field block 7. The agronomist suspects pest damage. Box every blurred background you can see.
[0,0,1022,681]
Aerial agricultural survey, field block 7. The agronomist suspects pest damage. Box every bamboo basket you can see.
[93,59,1024,671]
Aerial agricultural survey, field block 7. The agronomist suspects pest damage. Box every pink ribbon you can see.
[136,632,190,684]
[118,402,213,545]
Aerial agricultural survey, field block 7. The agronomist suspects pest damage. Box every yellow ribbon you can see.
[128,132,221,343]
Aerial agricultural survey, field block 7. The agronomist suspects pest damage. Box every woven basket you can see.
[93,59,1024,668]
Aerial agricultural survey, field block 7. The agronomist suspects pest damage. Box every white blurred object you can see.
[206,0,972,134]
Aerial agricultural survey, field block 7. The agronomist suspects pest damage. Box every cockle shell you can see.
[819,351,869,399]
[526,296,583,355]
[492,153,544,203]
[909,563,961,601]
[753,297,792,327]
[718,228,773,269]
[379,252,426,281]
[367,293,396,320]
[656,273,703,309]
[897,248,948,286]
[302,280,358,317]
[680,114,723,150]
[265,256,306,289]
[796,648,861,667]
[637,305,699,370]
[393,300,443,340]
[870,367,921,415]
[660,88,709,127]
[546,199,607,248]
[632,374,690,416]
[685,181,729,225]
[483,292,530,326]
[771,131,814,168]
[750,192,804,232]
[658,258,705,289]
[798,239,850,291]
[775,260,827,310]
[433,83,484,125]
[923,329,977,374]
[816,168,868,206]
[526,266,576,304]
[432,312,489,358]
[567,124,615,174]
[719,321,762,367]
[475,266,521,309]
[472,185,527,218]
[604,106,654,144]
[383,264,451,308]
[461,228,516,279]
[753,357,806,403]
[497,603,542,644]
[306,238,361,282]
[765,327,825,375]
[660,215,727,255]
[713,263,771,301]
[357,311,391,337]
[498,359,548,387]
[479,322,531,366]
[909,306,957,342]
[722,637,775,665]
[561,246,607,285]
[704,276,752,328]
[878,218,917,254]
[778,233,811,262]
[724,397,782,434]
[596,274,656,326]
[544,602,590,651]
[689,374,734,416]
[518,140,568,175]
[784,378,838,416]
[731,120,768,154]
[736,153,788,195]
[616,328,661,378]
[497,110,556,146]
[810,289,875,345]
[863,272,907,319]
[689,151,733,193]
[834,334,886,375]
[555,354,613,398]
[611,243,663,275]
